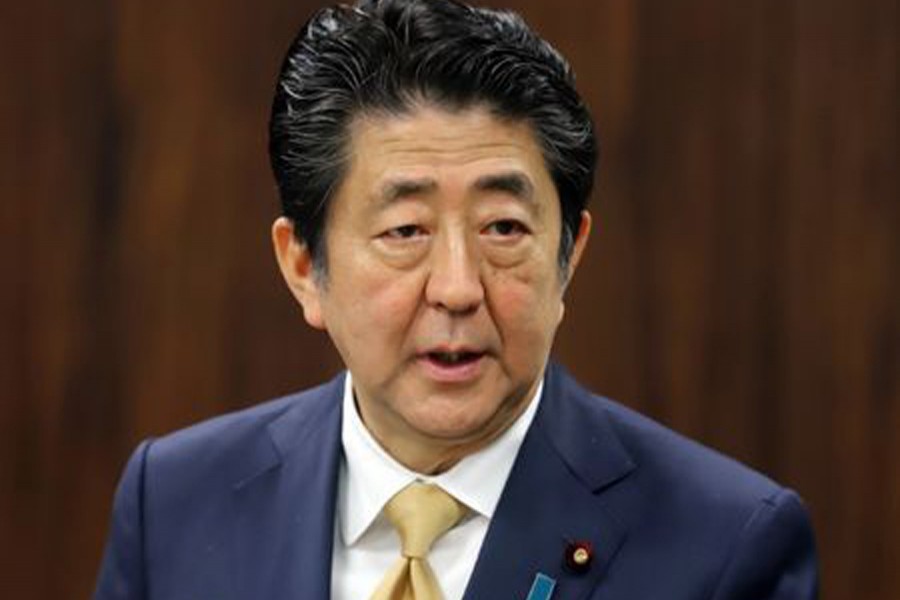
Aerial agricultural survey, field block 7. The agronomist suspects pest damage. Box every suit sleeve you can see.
[94,440,153,600]
[710,488,819,600]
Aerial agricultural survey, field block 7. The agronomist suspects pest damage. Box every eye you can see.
[381,224,427,240]
[484,219,529,237]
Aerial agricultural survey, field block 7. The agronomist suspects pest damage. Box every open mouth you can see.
[418,349,486,382]
[426,350,484,367]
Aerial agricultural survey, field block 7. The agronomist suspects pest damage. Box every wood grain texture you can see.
[1,1,896,598]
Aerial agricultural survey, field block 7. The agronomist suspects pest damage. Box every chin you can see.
[405,401,509,443]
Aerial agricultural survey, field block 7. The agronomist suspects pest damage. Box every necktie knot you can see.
[384,482,466,559]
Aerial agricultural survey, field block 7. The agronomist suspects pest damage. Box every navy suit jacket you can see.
[95,362,818,599]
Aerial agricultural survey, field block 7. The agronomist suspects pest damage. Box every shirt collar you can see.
[338,371,544,546]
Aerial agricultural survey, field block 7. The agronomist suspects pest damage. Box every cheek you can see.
[331,268,424,338]
[487,270,563,343]
[374,285,422,335]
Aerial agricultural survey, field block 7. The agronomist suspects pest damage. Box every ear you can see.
[271,217,326,329]
[558,210,592,322]
[564,210,592,284]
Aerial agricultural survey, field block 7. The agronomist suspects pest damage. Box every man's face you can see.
[274,104,589,470]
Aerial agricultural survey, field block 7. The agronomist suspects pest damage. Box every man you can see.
[95,0,819,598]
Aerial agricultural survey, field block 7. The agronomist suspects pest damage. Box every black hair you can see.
[269,0,597,273]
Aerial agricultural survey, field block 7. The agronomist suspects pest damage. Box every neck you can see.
[381,437,470,475]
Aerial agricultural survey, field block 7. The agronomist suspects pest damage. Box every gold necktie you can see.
[369,482,467,600]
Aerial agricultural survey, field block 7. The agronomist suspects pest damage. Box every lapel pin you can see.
[525,572,557,600]
[564,540,594,574]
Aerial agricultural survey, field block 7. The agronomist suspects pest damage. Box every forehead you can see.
[334,104,558,212]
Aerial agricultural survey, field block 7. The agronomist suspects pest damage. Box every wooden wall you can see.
[1,0,896,598]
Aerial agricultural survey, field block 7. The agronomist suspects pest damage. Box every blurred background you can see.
[1,0,896,598]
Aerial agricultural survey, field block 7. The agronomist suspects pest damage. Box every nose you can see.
[425,231,485,314]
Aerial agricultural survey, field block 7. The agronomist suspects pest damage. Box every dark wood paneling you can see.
[1,1,896,598]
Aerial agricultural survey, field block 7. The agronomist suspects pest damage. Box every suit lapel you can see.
[231,374,344,599]
[463,363,637,600]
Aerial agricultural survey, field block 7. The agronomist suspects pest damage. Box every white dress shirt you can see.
[330,372,543,600]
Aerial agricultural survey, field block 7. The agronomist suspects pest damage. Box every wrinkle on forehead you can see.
[376,170,537,208]
[341,108,552,212]
[348,105,543,169]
